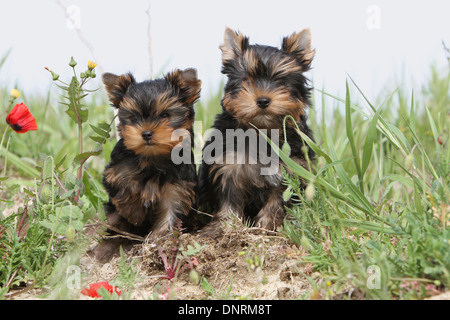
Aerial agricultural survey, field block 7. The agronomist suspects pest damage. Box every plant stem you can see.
[2,135,11,177]
[38,201,65,282]
[73,82,84,203]
[78,121,83,157]
[0,100,14,119]
[74,118,83,203]
[0,126,10,175]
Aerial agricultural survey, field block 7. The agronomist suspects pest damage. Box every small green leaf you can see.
[283,186,293,202]
[98,122,112,131]
[73,149,102,165]
[182,241,206,256]
[90,124,108,137]
[64,76,89,124]
[200,276,216,296]
[89,136,107,143]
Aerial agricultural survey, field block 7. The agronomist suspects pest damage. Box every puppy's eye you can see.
[160,112,170,119]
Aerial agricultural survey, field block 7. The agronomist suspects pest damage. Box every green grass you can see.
[0,49,448,299]
[277,66,449,299]
[0,55,114,297]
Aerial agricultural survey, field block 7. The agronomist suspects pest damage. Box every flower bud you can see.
[51,72,60,81]
[300,236,311,251]
[39,184,51,204]
[69,57,77,68]
[317,156,326,169]
[301,145,309,156]
[189,269,199,285]
[65,225,76,242]
[305,183,315,201]
[88,61,97,70]
[10,89,21,99]
[405,154,414,170]
[45,67,60,81]
[282,142,291,155]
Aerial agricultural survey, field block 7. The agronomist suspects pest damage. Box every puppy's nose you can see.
[141,130,153,141]
[256,97,271,109]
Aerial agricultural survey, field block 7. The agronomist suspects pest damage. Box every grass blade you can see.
[425,106,440,153]
[348,76,408,156]
[345,80,362,191]
[324,127,375,215]
[339,219,402,235]
[0,148,40,178]
[361,110,379,178]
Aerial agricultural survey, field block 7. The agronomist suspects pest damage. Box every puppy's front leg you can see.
[254,188,285,231]
[149,182,196,239]
[200,182,246,237]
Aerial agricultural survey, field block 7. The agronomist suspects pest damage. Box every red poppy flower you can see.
[6,103,38,133]
[80,281,121,298]
[81,281,121,298]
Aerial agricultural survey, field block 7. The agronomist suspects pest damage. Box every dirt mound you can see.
[6,222,313,300]
[79,224,314,300]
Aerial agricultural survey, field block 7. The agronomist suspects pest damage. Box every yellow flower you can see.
[10,89,21,99]
[88,61,97,70]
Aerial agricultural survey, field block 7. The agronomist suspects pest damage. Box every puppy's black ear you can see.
[102,72,135,107]
[281,28,315,71]
[219,27,249,63]
[165,68,201,105]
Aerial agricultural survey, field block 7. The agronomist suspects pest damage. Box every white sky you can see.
[0,0,449,108]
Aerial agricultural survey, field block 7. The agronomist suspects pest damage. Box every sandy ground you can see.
[4,208,448,300]
[2,185,315,300]
[79,226,315,300]
[6,222,317,300]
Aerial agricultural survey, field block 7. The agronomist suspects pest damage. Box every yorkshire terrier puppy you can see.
[95,69,201,262]
[198,27,316,235]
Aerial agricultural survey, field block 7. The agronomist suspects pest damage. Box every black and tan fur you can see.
[95,69,201,262]
[198,27,316,235]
